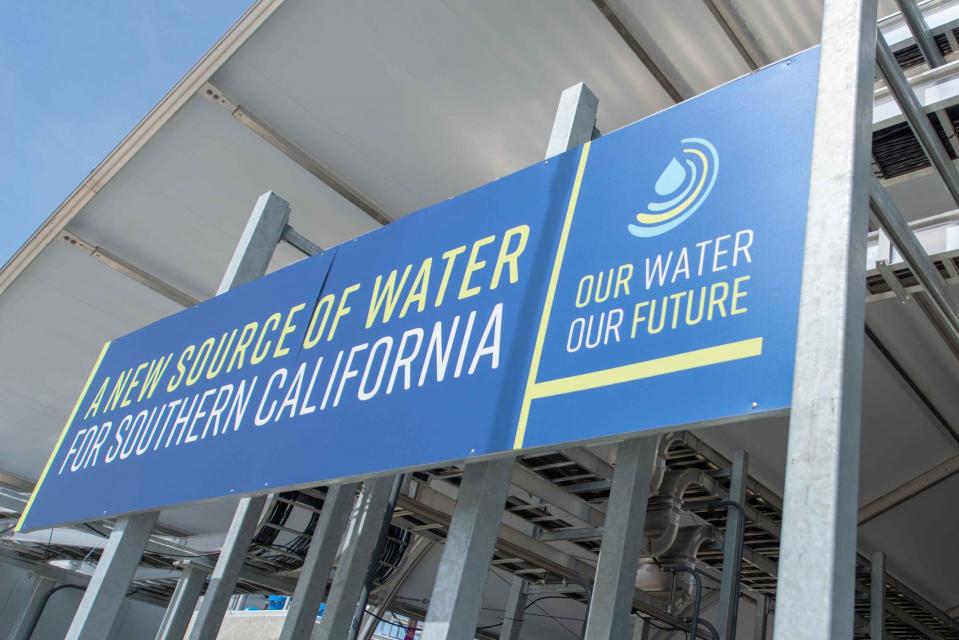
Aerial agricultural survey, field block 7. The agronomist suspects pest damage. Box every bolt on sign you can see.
[19,48,819,531]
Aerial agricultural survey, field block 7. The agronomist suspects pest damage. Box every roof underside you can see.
[3,0,959,629]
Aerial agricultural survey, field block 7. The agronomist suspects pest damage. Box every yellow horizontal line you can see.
[529,337,763,400]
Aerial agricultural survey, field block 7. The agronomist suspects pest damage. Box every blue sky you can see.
[0,0,251,265]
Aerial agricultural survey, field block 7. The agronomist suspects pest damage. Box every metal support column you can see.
[189,495,267,640]
[278,481,361,640]
[155,564,207,640]
[545,83,598,159]
[348,474,407,640]
[314,476,395,640]
[499,576,528,640]
[871,553,886,639]
[7,575,60,640]
[420,457,515,640]
[188,191,293,640]
[773,1,877,640]
[717,450,748,639]
[584,436,660,640]
[753,595,769,640]
[64,510,159,640]
[215,191,290,295]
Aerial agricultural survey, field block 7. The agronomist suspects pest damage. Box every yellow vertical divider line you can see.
[16,341,112,531]
[513,142,592,449]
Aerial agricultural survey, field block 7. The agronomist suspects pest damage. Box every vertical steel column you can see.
[871,553,886,639]
[188,191,292,640]
[278,481,361,640]
[7,575,60,640]
[420,457,514,640]
[773,1,877,639]
[64,511,159,640]
[314,476,395,640]
[155,564,207,640]
[753,595,769,640]
[499,576,528,640]
[189,495,267,640]
[584,436,659,640]
[418,81,597,640]
[717,450,748,639]
[347,474,406,640]
[215,191,291,295]
[545,83,599,159]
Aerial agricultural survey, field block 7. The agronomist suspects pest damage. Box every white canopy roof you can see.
[3,0,959,617]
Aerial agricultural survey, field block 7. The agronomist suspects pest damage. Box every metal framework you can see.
[4,1,959,639]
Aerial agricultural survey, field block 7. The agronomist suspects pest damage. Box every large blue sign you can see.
[19,47,819,531]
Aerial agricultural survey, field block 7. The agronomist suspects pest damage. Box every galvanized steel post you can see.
[155,564,207,640]
[773,1,878,639]
[314,476,396,640]
[278,481,361,640]
[190,191,293,640]
[419,457,515,640]
[64,510,160,640]
[584,436,659,640]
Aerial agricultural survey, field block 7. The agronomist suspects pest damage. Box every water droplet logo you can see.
[628,137,719,238]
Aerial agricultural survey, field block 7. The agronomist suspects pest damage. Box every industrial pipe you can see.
[22,584,86,640]
[671,567,702,639]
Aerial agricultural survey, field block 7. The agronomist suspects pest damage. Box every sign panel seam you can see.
[513,141,593,449]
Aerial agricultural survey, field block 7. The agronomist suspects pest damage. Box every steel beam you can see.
[200,83,391,226]
[717,450,747,639]
[314,476,395,640]
[186,191,295,639]
[499,575,528,640]
[894,0,959,159]
[511,465,605,527]
[348,474,406,640]
[279,481,360,640]
[281,224,322,256]
[420,458,514,640]
[64,510,159,640]
[584,436,659,640]
[897,0,946,67]
[871,552,886,639]
[870,181,959,350]
[591,0,694,102]
[877,32,959,207]
[188,495,267,640]
[561,447,615,480]
[359,537,435,640]
[773,2,877,640]
[702,0,771,69]
[216,191,290,294]
[865,553,959,633]
[60,230,199,307]
[155,564,207,640]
